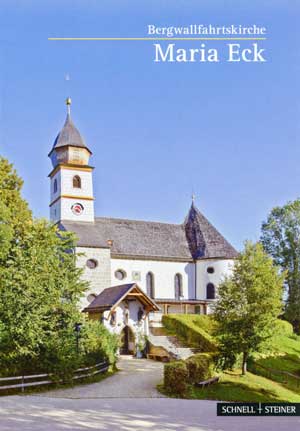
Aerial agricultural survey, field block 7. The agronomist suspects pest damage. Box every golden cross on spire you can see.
[66,97,71,115]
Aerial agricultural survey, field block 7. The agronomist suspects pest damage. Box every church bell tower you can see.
[48,98,95,223]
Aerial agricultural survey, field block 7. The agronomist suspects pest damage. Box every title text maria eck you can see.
[153,43,266,63]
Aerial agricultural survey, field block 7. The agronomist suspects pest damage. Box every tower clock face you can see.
[71,202,84,215]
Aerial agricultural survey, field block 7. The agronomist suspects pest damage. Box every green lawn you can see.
[161,315,300,401]
[250,323,300,391]
[159,370,300,402]
[190,371,300,403]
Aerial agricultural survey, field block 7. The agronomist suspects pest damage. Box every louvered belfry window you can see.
[73,175,81,188]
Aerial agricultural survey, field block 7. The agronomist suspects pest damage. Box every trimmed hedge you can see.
[164,360,189,396]
[162,314,217,351]
[164,353,216,396]
[186,353,216,384]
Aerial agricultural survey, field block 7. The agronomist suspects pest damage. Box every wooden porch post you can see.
[184,304,188,314]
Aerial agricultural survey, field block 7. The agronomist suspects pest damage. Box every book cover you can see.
[0,1,299,430]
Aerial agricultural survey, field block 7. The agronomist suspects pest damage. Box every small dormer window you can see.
[53,178,58,193]
[73,175,81,188]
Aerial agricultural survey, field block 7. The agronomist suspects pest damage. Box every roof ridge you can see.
[95,216,183,227]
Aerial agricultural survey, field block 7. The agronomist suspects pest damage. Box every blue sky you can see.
[0,0,299,250]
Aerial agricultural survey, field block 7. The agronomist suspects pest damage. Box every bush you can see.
[186,353,216,383]
[0,319,119,382]
[164,353,217,396]
[164,360,188,396]
[162,314,217,351]
[42,327,81,383]
[274,319,293,337]
[80,320,119,367]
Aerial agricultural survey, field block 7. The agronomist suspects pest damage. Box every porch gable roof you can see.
[83,283,159,313]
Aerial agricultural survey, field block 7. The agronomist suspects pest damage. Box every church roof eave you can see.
[83,283,160,313]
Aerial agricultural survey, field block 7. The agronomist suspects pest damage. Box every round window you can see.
[207,267,215,274]
[86,259,98,269]
[115,269,126,281]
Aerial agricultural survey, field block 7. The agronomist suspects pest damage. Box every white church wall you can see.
[102,300,148,344]
[60,197,94,222]
[50,169,62,202]
[49,167,94,223]
[196,258,235,300]
[60,169,94,197]
[50,199,61,223]
[111,258,195,300]
[76,246,111,309]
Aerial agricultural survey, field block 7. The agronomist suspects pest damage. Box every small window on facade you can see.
[146,272,155,299]
[207,267,214,274]
[174,273,183,300]
[73,175,81,188]
[54,178,58,193]
[110,311,116,326]
[86,259,98,269]
[87,293,97,303]
[115,269,126,281]
[206,283,216,300]
[195,305,201,315]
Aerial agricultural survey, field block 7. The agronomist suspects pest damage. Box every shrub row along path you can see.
[37,355,166,399]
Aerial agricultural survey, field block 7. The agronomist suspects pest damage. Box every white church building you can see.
[48,99,238,353]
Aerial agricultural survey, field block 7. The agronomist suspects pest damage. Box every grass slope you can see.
[249,320,300,391]
[161,314,300,401]
[254,321,300,374]
[190,371,300,403]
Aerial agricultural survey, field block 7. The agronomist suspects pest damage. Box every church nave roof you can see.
[59,204,238,261]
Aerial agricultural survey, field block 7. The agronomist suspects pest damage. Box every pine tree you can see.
[214,242,284,375]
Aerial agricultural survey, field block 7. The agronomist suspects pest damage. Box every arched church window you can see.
[146,272,155,299]
[206,283,216,300]
[207,267,214,274]
[174,273,183,300]
[73,175,81,189]
[53,178,57,193]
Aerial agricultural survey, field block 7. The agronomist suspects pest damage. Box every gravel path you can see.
[1,357,299,430]
[1,396,299,431]
[36,355,165,399]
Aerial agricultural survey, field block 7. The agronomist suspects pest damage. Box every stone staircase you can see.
[148,325,194,360]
